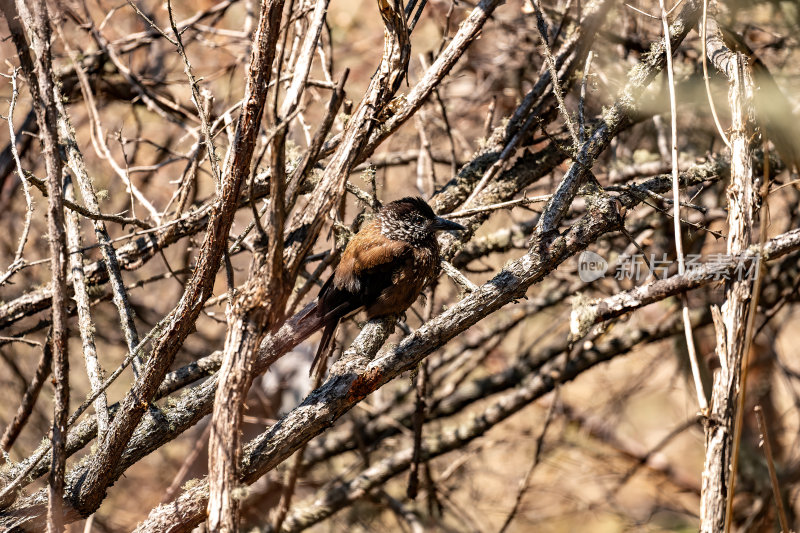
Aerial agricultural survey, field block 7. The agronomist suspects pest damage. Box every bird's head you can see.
[378,196,465,243]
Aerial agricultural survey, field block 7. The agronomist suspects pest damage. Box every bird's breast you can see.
[364,242,439,319]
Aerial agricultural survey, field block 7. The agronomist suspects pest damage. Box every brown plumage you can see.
[308,197,465,377]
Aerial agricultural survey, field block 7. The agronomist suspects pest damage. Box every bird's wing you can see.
[320,224,411,316]
[339,234,410,290]
[311,227,411,377]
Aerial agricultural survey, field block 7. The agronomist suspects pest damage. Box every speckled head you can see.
[378,197,465,243]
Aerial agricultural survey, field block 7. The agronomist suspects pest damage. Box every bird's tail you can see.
[309,317,339,379]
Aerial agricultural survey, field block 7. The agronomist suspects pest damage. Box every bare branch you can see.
[701,51,758,533]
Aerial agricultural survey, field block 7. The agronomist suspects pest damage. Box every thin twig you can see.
[440,260,478,293]
[65,177,110,442]
[408,286,436,500]
[753,405,790,533]
[482,95,497,140]
[448,195,551,218]
[579,50,593,144]
[701,0,732,149]
[162,421,211,503]
[531,0,580,149]
[70,6,164,224]
[271,370,323,531]
[20,170,151,229]
[659,0,707,413]
[420,52,458,181]
[0,69,34,287]
[55,24,146,377]
[498,388,560,533]
[165,0,223,187]
[0,331,52,453]
[414,110,437,197]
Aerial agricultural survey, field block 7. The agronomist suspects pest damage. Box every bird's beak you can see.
[431,216,466,232]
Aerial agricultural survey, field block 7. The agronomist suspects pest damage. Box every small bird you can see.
[308,196,465,377]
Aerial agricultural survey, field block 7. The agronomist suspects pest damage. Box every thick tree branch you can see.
[700,52,758,533]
